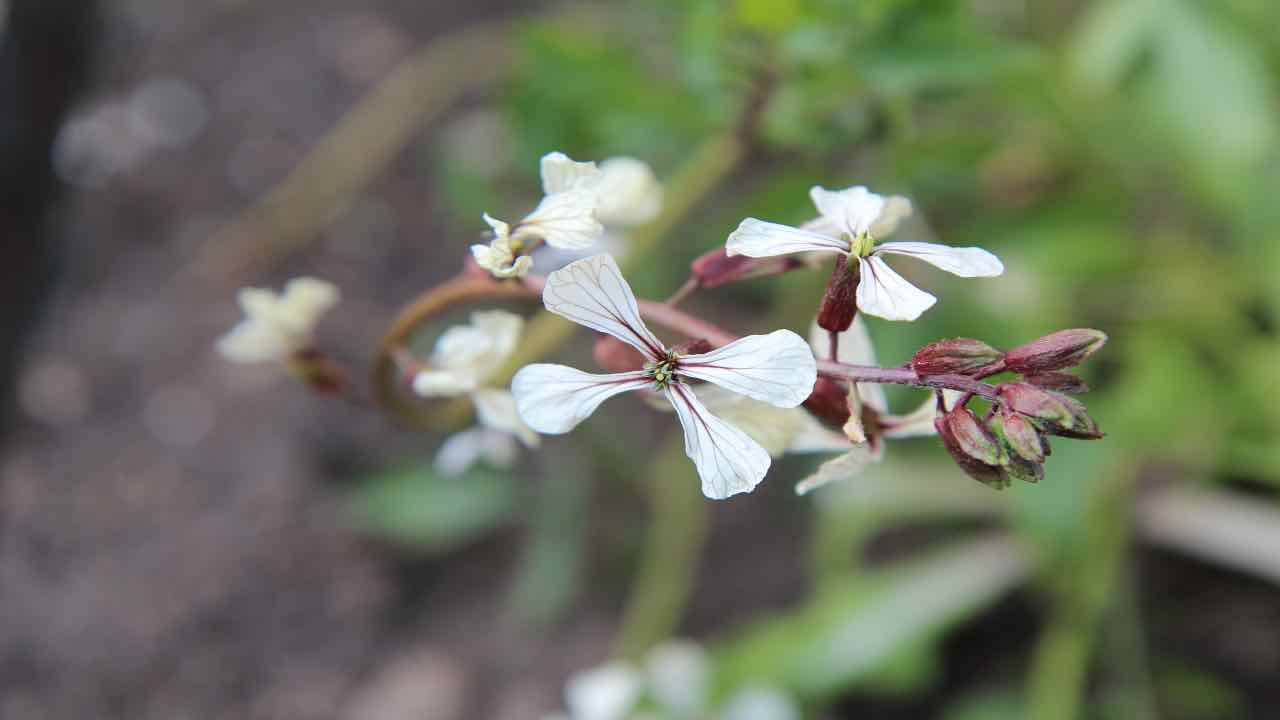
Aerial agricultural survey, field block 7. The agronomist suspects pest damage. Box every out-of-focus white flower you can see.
[549,641,800,720]
[412,310,538,474]
[726,185,1003,321]
[512,254,816,499]
[564,662,645,720]
[593,157,663,227]
[217,277,339,363]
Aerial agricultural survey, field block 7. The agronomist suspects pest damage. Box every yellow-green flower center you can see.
[646,353,680,390]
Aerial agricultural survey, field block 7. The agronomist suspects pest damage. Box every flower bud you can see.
[816,257,859,333]
[997,382,1103,439]
[690,249,800,288]
[594,336,646,372]
[803,377,852,430]
[287,349,345,394]
[671,339,714,356]
[911,338,1004,377]
[935,407,1010,489]
[1022,371,1089,394]
[989,406,1045,463]
[1004,329,1107,374]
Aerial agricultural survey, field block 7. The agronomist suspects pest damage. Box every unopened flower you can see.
[217,277,339,363]
[512,254,816,499]
[726,185,1003,321]
[1003,328,1107,375]
[412,310,539,474]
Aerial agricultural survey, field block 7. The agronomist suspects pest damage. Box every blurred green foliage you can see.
[362,0,1279,716]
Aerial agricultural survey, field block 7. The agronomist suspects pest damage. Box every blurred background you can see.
[1,0,1278,718]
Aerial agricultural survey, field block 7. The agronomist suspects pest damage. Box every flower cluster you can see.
[215,155,1106,500]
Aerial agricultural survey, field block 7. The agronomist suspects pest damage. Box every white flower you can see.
[549,641,800,720]
[411,310,539,474]
[726,185,1003,321]
[476,152,662,279]
[471,214,533,279]
[564,662,645,720]
[512,254,816,499]
[217,277,339,363]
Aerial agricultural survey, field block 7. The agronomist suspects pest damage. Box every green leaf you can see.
[714,534,1031,702]
[349,465,520,551]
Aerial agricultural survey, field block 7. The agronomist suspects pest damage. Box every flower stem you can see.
[611,433,709,660]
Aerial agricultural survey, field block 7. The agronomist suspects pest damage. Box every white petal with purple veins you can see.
[874,241,1004,277]
[512,364,649,434]
[855,256,938,322]
[726,218,850,258]
[678,330,816,408]
[541,254,666,359]
[666,384,772,499]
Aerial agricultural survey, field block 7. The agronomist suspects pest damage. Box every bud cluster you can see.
[927,329,1106,488]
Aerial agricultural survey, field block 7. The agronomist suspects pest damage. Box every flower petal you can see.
[666,384,772,499]
[217,320,288,363]
[512,364,649,434]
[787,414,854,453]
[645,641,710,716]
[678,330,816,408]
[541,254,666,360]
[726,218,849,258]
[276,277,340,332]
[519,189,603,250]
[595,156,663,226]
[794,444,876,495]
[874,241,1004,277]
[691,385,808,457]
[564,662,643,720]
[807,317,888,413]
[540,151,600,195]
[411,369,475,397]
[855,256,937,322]
[434,427,518,476]
[473,388,540,448]
[809,185,887,237]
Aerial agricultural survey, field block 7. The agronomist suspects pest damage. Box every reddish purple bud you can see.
[671,338,714,356]
[1022,371,1090,394]
[690,249,801,288]
[1004,329,1107,374]
[288,349,345,395]
[911,338,1004,377]
[803,377,852,429]
[816,257,859,333]
[594,336,646,373]
[998,382,1103,439]
[935,407,1010,489]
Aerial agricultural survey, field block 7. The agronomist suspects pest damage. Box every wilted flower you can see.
[411,310,539,474]
[512,254,816,499]
[545,640,799,720]
[217,277,339,363]
[725,185,1003,321]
